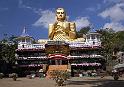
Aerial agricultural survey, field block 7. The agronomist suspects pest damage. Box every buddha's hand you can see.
[54,21,58,28]
[52,21,58,31]
[63,28,70,33]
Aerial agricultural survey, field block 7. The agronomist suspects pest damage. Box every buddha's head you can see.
[56,8,66,21]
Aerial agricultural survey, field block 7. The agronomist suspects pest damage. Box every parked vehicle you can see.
[112,63,124,80]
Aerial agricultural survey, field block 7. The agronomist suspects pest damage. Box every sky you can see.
[0,0,124,40]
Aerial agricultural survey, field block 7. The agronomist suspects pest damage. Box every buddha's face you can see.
[56,8,66,21]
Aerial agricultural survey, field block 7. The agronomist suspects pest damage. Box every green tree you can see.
[76,26,90,38]
[0,35,17,64]
[115,31,124,51]
[97,29,124,69]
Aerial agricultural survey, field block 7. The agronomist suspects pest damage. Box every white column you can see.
[25,38,26,43]
[90,35,92,40]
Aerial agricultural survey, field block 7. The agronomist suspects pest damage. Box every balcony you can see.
[17,56,48,60]
[18,44,45,49]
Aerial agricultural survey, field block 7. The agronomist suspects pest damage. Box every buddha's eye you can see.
[57,12,60,14]
[61,12,64,14]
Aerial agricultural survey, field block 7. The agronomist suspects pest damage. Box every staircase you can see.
[46,65,68,78]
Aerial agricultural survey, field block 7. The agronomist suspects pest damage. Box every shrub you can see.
[50,70,70,86]
[9,73,18,81]
[0,73,4,79]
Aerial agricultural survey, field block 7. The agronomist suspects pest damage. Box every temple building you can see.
[15,8,105,77]
[15,27,47,76]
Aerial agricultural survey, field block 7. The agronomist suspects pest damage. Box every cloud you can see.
[103,0,124,3]
[33,10,55,28]
[99,3,124,22]
[18,0,53,28]
[18,0,55,29]
[74,17,91,31]
[18,0,44,16]
[33,9,91,31]
[100,1,124,32]
[103,22,124,31]
[18,0,91,31]
[18,0,37,12]
[86,4,101,12]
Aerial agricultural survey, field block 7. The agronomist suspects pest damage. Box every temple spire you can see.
[22,27,26,35]
[21,26,29,37]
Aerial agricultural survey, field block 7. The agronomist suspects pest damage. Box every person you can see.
[48,8,76,41]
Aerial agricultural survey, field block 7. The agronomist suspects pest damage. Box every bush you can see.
[0,73,4,79]
[50,70,70,86]
[9,73,18,81]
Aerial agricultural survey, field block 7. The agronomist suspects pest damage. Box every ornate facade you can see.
[15,8,105,77]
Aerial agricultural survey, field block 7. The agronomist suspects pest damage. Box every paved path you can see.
[0,76,124,87]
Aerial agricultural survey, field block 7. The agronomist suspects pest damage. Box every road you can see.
[0,76,124,87]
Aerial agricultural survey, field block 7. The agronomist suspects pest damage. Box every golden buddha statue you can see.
[49,8,76,41]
